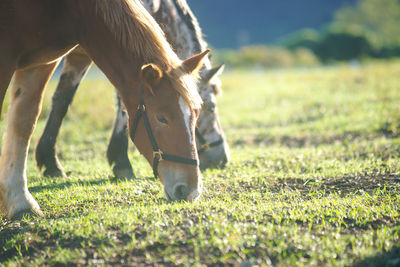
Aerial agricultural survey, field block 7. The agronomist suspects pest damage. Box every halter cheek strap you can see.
[130,85,199,178]
[195,127,224,154]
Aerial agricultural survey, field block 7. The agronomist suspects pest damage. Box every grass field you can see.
[1,60,400,266]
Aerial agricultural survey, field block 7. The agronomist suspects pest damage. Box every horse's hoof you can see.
[43,167,66,178]
[11,208,43,221]
[113,166,135,179]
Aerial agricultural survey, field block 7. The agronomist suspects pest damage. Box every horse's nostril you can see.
[174,184,190,200]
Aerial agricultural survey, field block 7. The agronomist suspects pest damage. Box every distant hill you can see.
[188,0,356,49]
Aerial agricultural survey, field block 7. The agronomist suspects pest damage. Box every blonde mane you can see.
[94,0,202,109]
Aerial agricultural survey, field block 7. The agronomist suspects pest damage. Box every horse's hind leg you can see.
[35,48,92,177]
[106,93,134,178]
[0,62,59,220]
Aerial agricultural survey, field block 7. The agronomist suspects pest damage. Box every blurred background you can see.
[189,0,400,68]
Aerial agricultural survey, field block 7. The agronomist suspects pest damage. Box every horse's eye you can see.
[157,115,168,125]
[206,102,215,113]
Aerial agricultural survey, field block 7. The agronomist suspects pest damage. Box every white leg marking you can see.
[0,105,42,218]
[0,63,58,218]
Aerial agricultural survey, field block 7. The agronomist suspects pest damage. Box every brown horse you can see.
[0,0,208,220]
[34,0,230,179]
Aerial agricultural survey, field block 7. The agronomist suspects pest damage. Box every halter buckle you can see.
[137,104,145,111]
[153,150,163,161]
[201,143,211,152]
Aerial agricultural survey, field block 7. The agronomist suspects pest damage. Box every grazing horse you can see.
[35,0,230,179]
[0,0,207,220]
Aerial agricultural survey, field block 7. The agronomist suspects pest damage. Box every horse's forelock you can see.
[168,68,202,111]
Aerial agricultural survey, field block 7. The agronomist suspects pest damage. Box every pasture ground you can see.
[1,60,400,266]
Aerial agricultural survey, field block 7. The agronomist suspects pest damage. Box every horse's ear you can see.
[201,64,225,83]
[182,49,210,74]
[140,63,163,94]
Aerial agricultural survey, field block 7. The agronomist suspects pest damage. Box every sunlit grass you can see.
[1,60,400,266]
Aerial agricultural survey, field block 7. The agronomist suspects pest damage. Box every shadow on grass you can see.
[0,222,133,265]
[0,217,275,266]
[351,245,400,267]
[0,221,33,263]
[268,173,400,196]
[0,176,169,265]
[233,125,400,148]
[29,175,157,193]
[1,172,399,265]
[0,215,246,266]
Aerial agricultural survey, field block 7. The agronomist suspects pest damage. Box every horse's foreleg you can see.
[0,66,14,118]
[106,93,134,178]
[35,49,92,177]
[0,62,59,220]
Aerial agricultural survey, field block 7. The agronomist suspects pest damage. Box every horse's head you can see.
[197,64,230,170]
[128,51,208,201]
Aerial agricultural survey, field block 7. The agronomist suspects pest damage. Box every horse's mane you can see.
[170,0,222,95]
[171,0,208,54]
[94,0,201,109]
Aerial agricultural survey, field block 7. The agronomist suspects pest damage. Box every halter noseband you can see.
[195,127,224,154]
[130,85,199,178]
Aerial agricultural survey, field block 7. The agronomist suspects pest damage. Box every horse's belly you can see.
[16,44,77,70]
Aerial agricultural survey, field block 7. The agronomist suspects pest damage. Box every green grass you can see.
[1,60,400,266]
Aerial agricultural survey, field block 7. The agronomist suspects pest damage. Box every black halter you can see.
[195,127,224,154]
[130,85,199,178]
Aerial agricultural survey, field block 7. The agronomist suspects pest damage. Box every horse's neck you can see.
[143,0,211,69]
[74,5,142,112]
